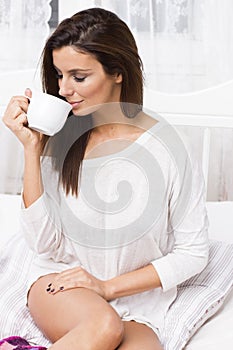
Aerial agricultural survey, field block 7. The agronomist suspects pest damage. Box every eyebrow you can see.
[53,65,92,74]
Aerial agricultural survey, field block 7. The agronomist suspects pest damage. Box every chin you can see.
[72,110,90,117]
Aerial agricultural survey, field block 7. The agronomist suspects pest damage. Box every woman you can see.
[2,8,209,350]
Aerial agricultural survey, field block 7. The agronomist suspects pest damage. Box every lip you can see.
[68,100,84,108]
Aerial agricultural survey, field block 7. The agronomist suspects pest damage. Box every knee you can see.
[98,308,124,347]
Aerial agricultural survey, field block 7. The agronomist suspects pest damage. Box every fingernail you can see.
[48,283,52,287]
[46,288,51,292]
[50,288,55,293]
[59,286,64,291]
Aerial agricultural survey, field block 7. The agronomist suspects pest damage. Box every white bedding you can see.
[185,201,233,349]
[186,288,233,349]
[0,193,21,245]
[0,194,232,349]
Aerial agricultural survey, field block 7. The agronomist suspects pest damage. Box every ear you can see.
[115,72,122,84]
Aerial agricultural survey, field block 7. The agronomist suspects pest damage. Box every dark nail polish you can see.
[46,288,51,292]
[59,286,64,291]
[50,288,55,293]
[48,283,52,287]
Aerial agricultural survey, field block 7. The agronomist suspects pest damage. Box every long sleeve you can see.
[151,138,209,292]
[19,157,76,263]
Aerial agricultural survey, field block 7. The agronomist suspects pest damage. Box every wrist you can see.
[102,280,115,301]
[24,135,45,157]
[24,145,41,158]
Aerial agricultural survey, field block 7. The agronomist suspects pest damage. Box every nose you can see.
[58,78,74,98]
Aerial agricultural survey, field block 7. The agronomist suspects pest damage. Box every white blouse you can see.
[20,121,209,337]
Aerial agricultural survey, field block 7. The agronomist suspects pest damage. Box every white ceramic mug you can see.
[27,92,72,136]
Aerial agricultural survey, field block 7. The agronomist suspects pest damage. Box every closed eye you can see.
[73,76,86,83]
[55,73,86,83]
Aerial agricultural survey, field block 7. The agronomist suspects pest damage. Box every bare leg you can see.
[117,321,163,350]
[28,274,123,350]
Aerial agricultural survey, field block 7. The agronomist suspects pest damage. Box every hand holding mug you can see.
[2,88,42,149]
[26,91,72,136]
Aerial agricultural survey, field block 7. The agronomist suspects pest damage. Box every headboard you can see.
[144,81,233,199]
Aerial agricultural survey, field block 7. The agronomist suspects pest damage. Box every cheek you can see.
[79,82,105,100]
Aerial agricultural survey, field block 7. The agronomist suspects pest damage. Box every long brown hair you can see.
[41,7,144,195]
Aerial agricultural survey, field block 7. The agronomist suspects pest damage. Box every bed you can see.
[0,80,233,349]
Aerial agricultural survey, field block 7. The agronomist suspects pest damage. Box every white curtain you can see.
[0,0,51,194]
[1,0,233,199]
[89,0,233,93]
[0,0,51,71]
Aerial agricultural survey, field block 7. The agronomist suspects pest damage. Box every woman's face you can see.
[52,46,122,116]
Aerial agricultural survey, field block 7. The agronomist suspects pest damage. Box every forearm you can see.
[23,149,44,208]
[104,264,161,301]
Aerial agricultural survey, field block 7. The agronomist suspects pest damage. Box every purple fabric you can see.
[0,336,29,346]
[0,336,47,349]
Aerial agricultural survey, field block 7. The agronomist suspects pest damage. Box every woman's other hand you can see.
[46,266,112,301]
[2,88,42,153]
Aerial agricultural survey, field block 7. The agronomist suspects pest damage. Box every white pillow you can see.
[0,194,21,245]
[206,201,233,243]
[162,240,233,350]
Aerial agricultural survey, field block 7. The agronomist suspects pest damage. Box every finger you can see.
[52,282,90,295]
[52,271,82,288]
[46,282,65,294]
[46,272,88,295]
[59,266,84,276]
[45,266,90,295]
[56,270,89,287]
[14,98,30,113]
[25,88,32,99]
[15,112,28,128]
[4,112,28,132]
[11,101,29,116]
[53,266,84,282]
[19,99,30,113]
[5,96,30,116]
[10,95,30,105]
[52,285,65,295]
[46,280,79,295]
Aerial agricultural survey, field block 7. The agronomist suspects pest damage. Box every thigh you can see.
[117,321,163,350]
[27,273,122,343]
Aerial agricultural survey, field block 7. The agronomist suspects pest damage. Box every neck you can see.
[91,102,130,137]
[90,103,157,138]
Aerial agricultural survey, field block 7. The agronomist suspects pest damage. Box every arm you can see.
[48,263,161,300]
[2,88,44,207]
[3,90,75,262]
[23,148,43,207]
[20,163,76,263]
[103,264,161,300]
[151,147,209,292]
